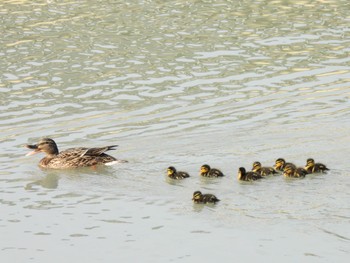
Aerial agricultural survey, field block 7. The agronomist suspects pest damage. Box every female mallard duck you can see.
[283,164,308,178]
[305,158,329,173]
[200,164,224,177]
[252,161,278,176]
[167,166,190,179]
[237,167,263,181]
[26,138,127,169]
[192,191,220,204]
[274,158,296,172]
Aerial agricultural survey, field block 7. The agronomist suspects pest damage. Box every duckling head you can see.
[167,166,176,177]
[192,191,202,201]
[283,164,295,177]
[200,164,211,174]
[274,158,286,170]
[252,161,262,171]
[237,167,246,179]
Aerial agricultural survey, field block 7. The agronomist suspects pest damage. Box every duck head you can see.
[26,138,59,156]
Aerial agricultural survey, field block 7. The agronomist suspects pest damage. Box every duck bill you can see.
[25,144,41,156]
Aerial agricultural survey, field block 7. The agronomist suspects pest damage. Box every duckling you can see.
[305,158,329,173]
[237,167,263,181]
[167,166,190,179]
[283,164,308,178]
[252,161,278,176]
[192,191,220,204]
[274,158,296,172]
[200,164,224,177]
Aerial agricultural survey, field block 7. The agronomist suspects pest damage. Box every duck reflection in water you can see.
[25,173,59,190]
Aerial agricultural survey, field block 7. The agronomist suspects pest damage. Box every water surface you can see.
[1,0,350,262]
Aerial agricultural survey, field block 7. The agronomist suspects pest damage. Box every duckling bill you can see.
[167,166,190,179]
[26,138,127,169]
[192,191,220,204]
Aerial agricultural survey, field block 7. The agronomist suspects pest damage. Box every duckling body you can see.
[305,158,329,173]
[237,167,263,181]
[26,138,126,169]
[167,166,190,179]
[252,161,278,176]
[283,164,308,178]
[192,191,220,204]
[200,164,224,177]
[274,158,296,172]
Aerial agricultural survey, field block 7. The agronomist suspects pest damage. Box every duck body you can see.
[252,161,278,176]
[237,167,263,181]
[192,191,220,204]
[283,164,308,178]
[305,158,329,173]
[26,138,126,169]
[200,164,224,177]
[167,166,190,179]
[274,158,296,172]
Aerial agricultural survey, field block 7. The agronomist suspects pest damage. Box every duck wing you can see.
[81,145,118,156]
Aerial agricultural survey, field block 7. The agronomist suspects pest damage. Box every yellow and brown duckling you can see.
[283,164,308,178]
[192,191,220,204]
[305,158,329,173]
[26,138,127,169]
[274,158,296,172]
[200,164,224,177]
[237,167,263,181]
[167,166,190,179]
[252,161,278,176]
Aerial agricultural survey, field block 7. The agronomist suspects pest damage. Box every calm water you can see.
[1,0,350,262]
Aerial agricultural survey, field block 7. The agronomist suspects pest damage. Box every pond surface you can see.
[1,0,349,262]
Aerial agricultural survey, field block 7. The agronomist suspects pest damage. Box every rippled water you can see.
[1,0,350,262]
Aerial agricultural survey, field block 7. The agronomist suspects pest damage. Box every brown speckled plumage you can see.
[26,138,126,169]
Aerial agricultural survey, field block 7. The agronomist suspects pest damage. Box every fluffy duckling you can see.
[192,191,220,204]
[305,158,329,173]
[167,166,190,179]
[252,161,278,176]
[237,167,263,181]
[200,164,224,177]
[283,164,308,178]
[274,158,296,172]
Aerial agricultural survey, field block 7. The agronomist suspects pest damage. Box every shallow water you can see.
[1,0,350,262]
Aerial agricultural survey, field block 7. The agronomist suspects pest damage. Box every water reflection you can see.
[25,173,59,190]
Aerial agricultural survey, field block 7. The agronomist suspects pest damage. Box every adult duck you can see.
[26,138,126,169]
